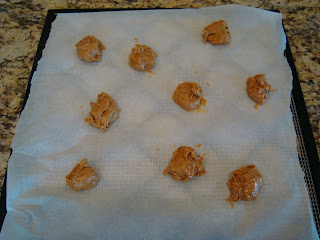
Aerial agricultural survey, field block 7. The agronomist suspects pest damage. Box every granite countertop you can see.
[0,0,319,194]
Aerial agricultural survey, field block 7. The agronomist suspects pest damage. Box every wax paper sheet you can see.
[1,5,318,240]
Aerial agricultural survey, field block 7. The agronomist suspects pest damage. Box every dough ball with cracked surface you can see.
[202,20,231,45]
[84,92,119,132]
[66,159,100,191]
[75,35,106,62]
[164,146,206,182]
[173,82,205,111]
[129,44,157,71]
[226,164,263,207]
[246,74,271,107]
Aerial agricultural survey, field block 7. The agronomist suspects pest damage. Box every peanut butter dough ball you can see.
[129,44,157,71]
[173,82,205,111]
[202,20,231,45]
[75,35,106,62]
[84,92,119,132]
[226,164,263,207]
[246,74,271,108]
[66,159,100,191]
[164,146,206,182]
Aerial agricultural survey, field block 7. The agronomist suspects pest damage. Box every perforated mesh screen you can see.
[291,94,320,233]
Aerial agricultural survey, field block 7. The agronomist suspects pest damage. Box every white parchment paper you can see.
[1,5,318,239]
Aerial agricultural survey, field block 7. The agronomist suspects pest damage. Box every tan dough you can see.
[129,44,157,71]
[173,82,205,111]
[75,35,106,62]
[226,164,263,207]
[84,92,119,132]
[246,74,271,108]
[202,20,231,45]
[164,146,206,182]
[66,159,100,191]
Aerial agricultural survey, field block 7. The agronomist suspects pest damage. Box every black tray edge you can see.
[286,40,320,200]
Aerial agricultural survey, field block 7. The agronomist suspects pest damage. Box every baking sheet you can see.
[0,5,319,239]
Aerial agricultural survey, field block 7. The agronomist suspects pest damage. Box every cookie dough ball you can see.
[246,74,271,107]
[173,82,205,111]
[202,20,231,45]
[84,92,119,132]
[164,146,206,182]
[75,35,106,62]
[66,159,100,191]
[129,44,157,71]
[226,164,263,207]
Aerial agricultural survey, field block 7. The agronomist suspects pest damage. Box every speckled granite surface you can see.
[0,0,319,193]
